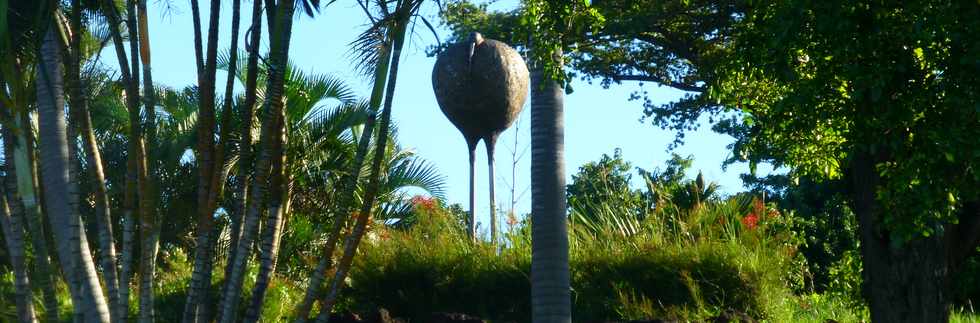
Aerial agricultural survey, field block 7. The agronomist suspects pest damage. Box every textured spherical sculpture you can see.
[433,32,529,145]
[432,32,529,243]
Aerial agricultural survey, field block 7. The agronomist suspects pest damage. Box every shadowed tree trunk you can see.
[67,1,122,320]
[849,150,951,322]
[100,0,142,320]
[292,42,388,322]
[0,140,37,322]
[36,23,111,323]
[243,110,288,322]
[529,53,571,322]
[3,113,57,322]
[217,0,296,321]
[314,18,409,323]
[183,0,241,319]
[222,0,264,304]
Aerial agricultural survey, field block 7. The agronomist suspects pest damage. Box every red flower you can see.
[410,195,436,211]
[741,213,759,230]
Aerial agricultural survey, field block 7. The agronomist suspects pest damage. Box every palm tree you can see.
[182,0,241,317]
[242,62,359,322]
[223,0,265,306]
[0,4,59,318]
[313,1,426,320]
[529,52,571,322]
[36,20,112,322]
[216,0,298,320]
[293,13,393,320]
[0,148,37,323]
[66,0,122,319]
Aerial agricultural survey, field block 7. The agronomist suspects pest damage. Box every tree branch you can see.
[609,74,704,93]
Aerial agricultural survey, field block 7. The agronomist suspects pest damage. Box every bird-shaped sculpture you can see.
[432,32,530,243]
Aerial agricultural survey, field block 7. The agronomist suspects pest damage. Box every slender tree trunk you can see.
[183,0,238,319]
[292,107,379,323]
[118,155,138,322]
[217,1,296,321]
[850,150,950,323]
[243,116,287,322]
[486,135,498,246]
[5,112,59,322]
[314,22,408,323]
[132,1,162,321]
[101,1,142,320]
[0,147,37,322]
[529,56,571,322]
[36,24,112,323]
[467,139,477,241]
[67,2,122,320]
[224,0,264,293]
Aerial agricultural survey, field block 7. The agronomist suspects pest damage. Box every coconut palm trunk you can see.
[223,0,264,300]
[183,0,241,319]
[293,42,389,322]
[314,16,410,322]
[217,1,296,321]
[243,112,288,322]
[193,0,242,319]
[3,112,58,322]
[119,151,138,321]
[101,0,142,320]
[0,154,37,323]
[36,23,112,323]
[67,1,122,319]
[529,54,571,322]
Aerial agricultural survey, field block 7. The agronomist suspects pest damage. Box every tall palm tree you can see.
[36,20,111,322]
[0,143,37,323]
[529,52,571,322]
[313,1,425,320]
[182,0,240,317]
[66,0,122,320]
[216,0,298,320]
[0,2,60,319]
[223,0,265,304]
[241,62,358,322]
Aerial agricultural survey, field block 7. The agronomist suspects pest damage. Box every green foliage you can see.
[709,0,980,239]
[342,177,809,321]
[567,149,646,234]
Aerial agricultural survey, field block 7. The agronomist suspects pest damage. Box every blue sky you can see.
[130,0,774,231]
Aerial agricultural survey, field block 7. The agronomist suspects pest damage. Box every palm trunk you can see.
[292,40,393,323]
[292,96,381,323]
[314,21,408,322]
[182,0,235,319]
[132,1,162,321]
[224,0,265,294]
[217,1,296,321]
[529,56,571,322]
[243,118,287,322]
[118,155,138,322]
[67,2,122,320]
[0,152,37,322]
[36,24,112,323]
[101,1,143,320]
[5,112,59,322]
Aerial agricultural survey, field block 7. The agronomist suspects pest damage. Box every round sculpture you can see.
[432,32,530,242]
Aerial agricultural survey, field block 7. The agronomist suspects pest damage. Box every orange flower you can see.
[741,213,759,230]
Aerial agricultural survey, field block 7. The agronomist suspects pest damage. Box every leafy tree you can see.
[709,1,980,321]
[566,149,645,224]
